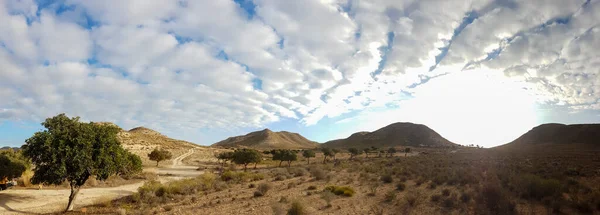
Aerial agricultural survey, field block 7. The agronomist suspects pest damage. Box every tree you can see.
[302,150,315,164]
[363,148,370,158]
[378,150,385,158]
[331,149,340,161]
[231,149,261,171]
[387,148,397,157]
[348,148,359,160]
[272,150,297,167]
[0,149,29,180]
[148,148,173,167]
[22,114,134,212]
[404,148,411,157]
[216,151,234,171]
[321,148,332,163]
[117,151,143,177]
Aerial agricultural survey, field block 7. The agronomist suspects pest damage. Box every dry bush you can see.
[287,201,306,215]
[396,182,406,191]
[321,191,335,207]
[405,190,423,207]
[384,190,397,202]
[380,174,393,184]
[475,181,515,215]
[257,182,273,196]
[309,167,328,181]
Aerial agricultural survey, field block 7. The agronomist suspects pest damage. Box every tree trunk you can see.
[244,164,248,172]
[254,162,257,169]
[279,160,283,167]
[405,152,407,157]
[65,185,81,212]
[323,156,327,164]
[156,160,159,167]
[287,161,291,167]
[306,158,310,165]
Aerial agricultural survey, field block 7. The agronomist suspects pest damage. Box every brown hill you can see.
[322,122,456,149]
[118,126,199,149]
[211,129,319,150]
[502,123,600,146]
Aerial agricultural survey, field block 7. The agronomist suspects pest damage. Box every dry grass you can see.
[78,145,600,215]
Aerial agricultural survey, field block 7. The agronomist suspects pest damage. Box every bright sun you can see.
[400,68,540,147]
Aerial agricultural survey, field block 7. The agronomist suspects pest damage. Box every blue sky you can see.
[1,0,599,148]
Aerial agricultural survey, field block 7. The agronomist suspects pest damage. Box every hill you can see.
[322,122,456,149]
[502,123,600,146]
[118,126,199,149]
[212,129,319,149]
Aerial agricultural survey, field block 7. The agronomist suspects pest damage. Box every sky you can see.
[1,0,599,148]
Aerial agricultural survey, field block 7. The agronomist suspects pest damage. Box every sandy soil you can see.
[0,148,201,215]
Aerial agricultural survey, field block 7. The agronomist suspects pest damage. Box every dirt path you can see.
[0,148,200,214]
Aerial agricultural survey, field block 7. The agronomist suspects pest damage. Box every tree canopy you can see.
[0,149,29,180]
[148,148,173,167]
[272,149,298,167]
[22,113,140,211]
[348,148,359,160]
[231,149,262,171]
[302,150,315,164]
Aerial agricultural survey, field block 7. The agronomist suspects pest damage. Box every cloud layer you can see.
[1,0,599,144]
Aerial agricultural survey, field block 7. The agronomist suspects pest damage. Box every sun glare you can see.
[399,68,539,147]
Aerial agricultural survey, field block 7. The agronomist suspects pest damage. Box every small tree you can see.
[0,149,29,180]
[348,148,359,160]
[387,148,397,157]
[321,148,332,163]
[363,148,370,158]
[302,150,315,164]
[216,151,234,171]
[272,150,298,167]
[118,151,143,177]
[378,150,385,158]
[22,114,134,212]
[148,148,173,167]
[404,148,411,157]
[232,149,261,171]
[331,149,340,161]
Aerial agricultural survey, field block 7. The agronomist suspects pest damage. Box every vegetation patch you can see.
[324,185,355,197]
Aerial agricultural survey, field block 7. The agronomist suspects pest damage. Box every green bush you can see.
[324,185,355,197]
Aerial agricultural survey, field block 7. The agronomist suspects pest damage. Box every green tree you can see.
[321,148,332,163]
[302,150,315,164]
[404,148,411,157]
[22,114,133,212]
[348,148,359,160]
[118,151,143,177]
[0,149,29,180]
[387,147,397,157]
[272,150,297,167]
[148,148,173,167]
[216,151,234,166]
[231,149,262,171]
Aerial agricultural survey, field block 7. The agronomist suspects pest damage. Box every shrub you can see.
[381,174,393,184]
[321,191,335,207]
[288,167,308,177]
[287,201,306,215]
[427,182,437,190]
[430,194,441,202]
[254,190,264,197]
[442,188,451,196]
[257,183,273,196]
[396,183,406,191]
[516,174,561,200]
[405,190,422,207]
[442,197,456,209]
[460,192,471,203]
[476,181,515,215]
[307,185,317,190]
[384,190,396,202]
[324,185,355,197]
[415,178,426,186]
[310,168,327,181]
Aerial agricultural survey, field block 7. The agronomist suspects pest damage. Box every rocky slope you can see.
[322,122,456,148]
[212,129,318,149]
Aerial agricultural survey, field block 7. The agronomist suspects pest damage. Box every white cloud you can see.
[0,0,599,145]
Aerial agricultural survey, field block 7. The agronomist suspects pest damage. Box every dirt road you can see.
[0,148,200,214]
